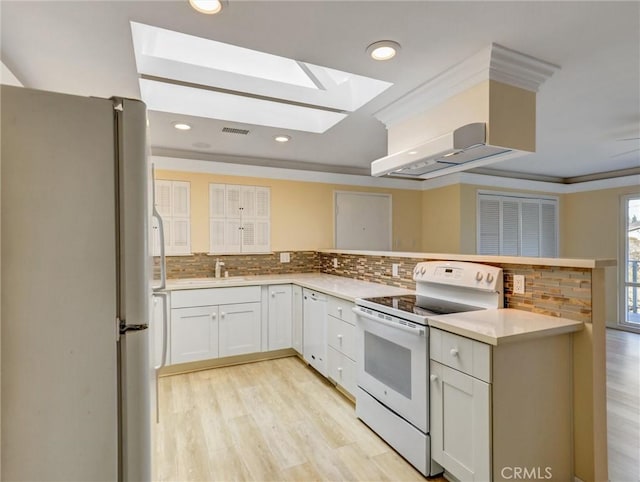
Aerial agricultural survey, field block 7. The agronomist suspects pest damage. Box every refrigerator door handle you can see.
[152,291,169,424]
[152,208,167,291]
[153,292,169,371]
[151,163,167,292]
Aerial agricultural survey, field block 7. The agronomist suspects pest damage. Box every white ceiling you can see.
[2,1,639,181]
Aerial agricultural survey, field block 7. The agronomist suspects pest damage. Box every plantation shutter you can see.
[477,193,558,257]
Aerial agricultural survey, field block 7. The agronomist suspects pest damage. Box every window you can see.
[154,180,191,255]
[209,183,270,254]
[620,194,640,330]
[477,192,558,257]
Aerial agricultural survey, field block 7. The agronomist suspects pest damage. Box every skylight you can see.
[130,22,392,133]
[139,79,347,133]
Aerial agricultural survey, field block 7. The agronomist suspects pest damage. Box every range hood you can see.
[371,123,521,179]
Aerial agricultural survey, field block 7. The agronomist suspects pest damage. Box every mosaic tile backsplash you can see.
[161,251,592,323]
[317,252,592,323]
[161,251,319,279]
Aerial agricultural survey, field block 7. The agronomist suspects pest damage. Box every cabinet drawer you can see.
[327,347,356,397]
[327,296,356,325]
[327,316,356,360]
[327,315,356,360]
[430,328,491,383]
[171,286,260,308]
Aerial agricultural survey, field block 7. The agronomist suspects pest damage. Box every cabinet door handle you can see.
[271,292,275,298]
[211,313,217,320]
[450,348,459,357]
[337,334,343,343]
[430,374,438,382]
[337,307,342,313]
[221,312,226,319]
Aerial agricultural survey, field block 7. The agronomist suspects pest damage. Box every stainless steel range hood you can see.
[371,123,522,179]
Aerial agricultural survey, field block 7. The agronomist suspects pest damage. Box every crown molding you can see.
[150,154,424,190]
[419,170,640,194]
[374,43,560,128]
[151,151,637,195]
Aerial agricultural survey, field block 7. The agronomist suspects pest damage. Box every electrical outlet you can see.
[513,275,525,294]
[279,252,290,263]
[332,258,338,268]
[392,263,400,277]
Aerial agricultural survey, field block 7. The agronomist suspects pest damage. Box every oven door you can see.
[354,307,428,432]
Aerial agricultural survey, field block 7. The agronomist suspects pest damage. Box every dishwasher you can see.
[302,289,327,376]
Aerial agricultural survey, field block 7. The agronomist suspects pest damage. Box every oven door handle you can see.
[352,307,425,336]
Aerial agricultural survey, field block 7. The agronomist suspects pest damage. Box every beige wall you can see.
[422,183,561,255]
[421,184,462,253]
[156,170,423,253]
[387,80,535,155]
[562,185,640,326]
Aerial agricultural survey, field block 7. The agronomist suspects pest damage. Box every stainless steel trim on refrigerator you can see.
[113,97,151,482]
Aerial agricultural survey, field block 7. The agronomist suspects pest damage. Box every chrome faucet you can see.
[215,259,225,278]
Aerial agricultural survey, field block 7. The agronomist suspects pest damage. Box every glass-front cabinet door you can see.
[620,194,640,331]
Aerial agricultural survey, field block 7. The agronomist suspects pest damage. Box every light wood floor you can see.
[154,356,446,481]
[607,329,640,482]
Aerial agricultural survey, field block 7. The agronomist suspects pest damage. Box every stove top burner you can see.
[363,294,482,318]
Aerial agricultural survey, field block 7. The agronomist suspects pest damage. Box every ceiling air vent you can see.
[222,127,250,135]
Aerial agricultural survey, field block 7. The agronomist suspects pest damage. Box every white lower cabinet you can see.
[291,285,303,354]
[169,286,261,365]
[430,360,490,481]
[267,284,293,350]
[326,296,357,397]
[429,327,574,482]
[327,346,356,395]
[171,305,219,364]
[219,302,262,357]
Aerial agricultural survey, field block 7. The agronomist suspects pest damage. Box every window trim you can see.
[476,190,559,257]
[618,193,640,332]
[208,183,271,255]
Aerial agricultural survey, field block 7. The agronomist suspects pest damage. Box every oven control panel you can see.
[413,261,503,292]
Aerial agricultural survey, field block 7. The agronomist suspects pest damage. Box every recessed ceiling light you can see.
[366,40,401,61]
[188,0,223,15]
[172,122,192,131]
[274,135,291,143]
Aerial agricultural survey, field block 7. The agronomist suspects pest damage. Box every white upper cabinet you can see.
[154,179,191,255]
[209,183,271,254]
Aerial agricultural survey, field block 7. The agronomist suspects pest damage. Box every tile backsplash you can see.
[160,251,319,279]
[159,250,593,323]
[317,252,592,323]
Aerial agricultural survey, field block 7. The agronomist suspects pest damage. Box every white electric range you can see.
[353,261,503,476]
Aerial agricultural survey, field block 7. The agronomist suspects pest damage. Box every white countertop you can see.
[318,249,616,269]
[165,272,413,302]
[427,308,584,346]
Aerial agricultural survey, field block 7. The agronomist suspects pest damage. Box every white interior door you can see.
[335,191,392,250]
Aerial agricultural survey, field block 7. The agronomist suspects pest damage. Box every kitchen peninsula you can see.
[160,249,613,482]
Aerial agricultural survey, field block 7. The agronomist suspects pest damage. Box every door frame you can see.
[618,193,640,333]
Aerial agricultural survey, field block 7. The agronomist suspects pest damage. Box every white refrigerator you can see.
[1,84,158,481]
